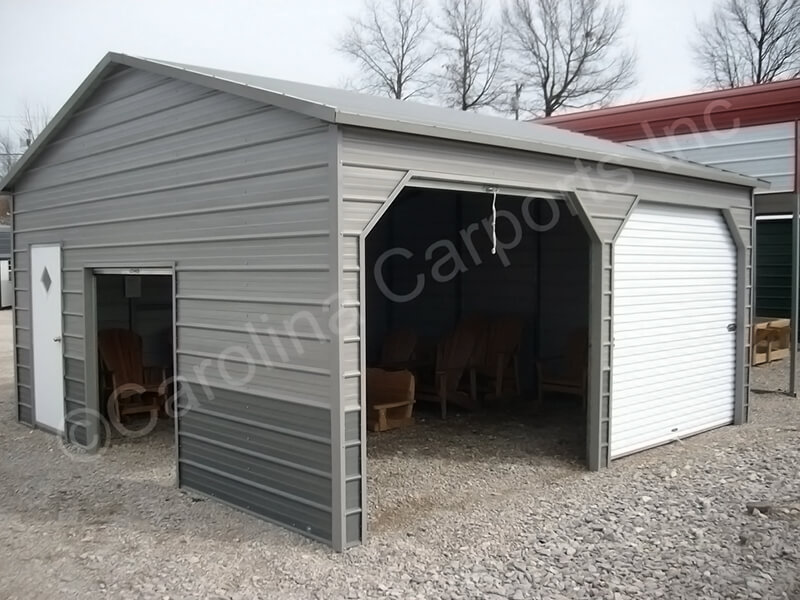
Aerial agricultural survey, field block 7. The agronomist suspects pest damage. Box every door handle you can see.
[53,336,62,343]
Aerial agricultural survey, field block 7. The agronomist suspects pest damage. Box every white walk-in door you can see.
[611,204,737,458]
[31,244,65,433]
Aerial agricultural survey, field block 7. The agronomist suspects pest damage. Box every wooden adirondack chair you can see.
[379,329,418,370]
[365,367,415,431]
[416,321,479,418]
[98,329,167,423]
[536,328,588,407]
[477,315,523,400]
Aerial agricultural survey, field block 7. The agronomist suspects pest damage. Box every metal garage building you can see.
[0,53,758,550]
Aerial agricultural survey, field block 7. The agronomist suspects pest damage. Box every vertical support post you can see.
[82,269,99,449]
[586,239,605,470]
[327,125,346,551]
[792,121,800,397]
[723,209,749,424]
[791,196,799,396]
[569,191,607,470]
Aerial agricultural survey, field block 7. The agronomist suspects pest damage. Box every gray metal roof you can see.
[1,52,764,191]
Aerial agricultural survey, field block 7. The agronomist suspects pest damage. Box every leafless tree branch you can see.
[694,0,800,88]
[339,0,437,100]
[503,0,636,117]
[19,101,50,147]
[436,0,507,111]
[0,129,17,180]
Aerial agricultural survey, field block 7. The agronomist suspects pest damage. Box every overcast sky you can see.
[0,0,717,137]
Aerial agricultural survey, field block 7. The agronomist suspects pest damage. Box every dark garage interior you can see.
[362,187,592,525]
[95,273,174,438]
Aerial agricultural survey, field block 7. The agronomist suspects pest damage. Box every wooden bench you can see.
[365,368,415,432]
[752,318,791,366]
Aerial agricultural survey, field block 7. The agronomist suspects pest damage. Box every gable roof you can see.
[1,52,763,192]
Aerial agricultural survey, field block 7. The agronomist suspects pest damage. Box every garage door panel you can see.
[613,370,735,393]
[615,287,735,301]
[610,203,737,459]
[615,278,736,290]
[614,339,735,362]
[614,297,734,311]
[614,408,735,439]
[614,331,735,353]
[620,214,734,228]
[617,404,733,436]
[614,362,735,386]
[614,306,734,323]
[612,416,734,458]
[615,318,733,334]
[613,379,735,411]
[614,357,735,379]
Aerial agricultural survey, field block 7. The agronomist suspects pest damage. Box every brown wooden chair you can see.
[365,367,415,432]
[98,328,167,423]
[536,328,588,406]
[416,321,479,418]
[379,329,418,370]
[476,315,524,400]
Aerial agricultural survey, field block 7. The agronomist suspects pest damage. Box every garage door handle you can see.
[727,323,736,332]
[53,336,62,343]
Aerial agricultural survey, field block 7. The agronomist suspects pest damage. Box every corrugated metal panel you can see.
[630,123,795,193]
[611,204,737,457]
[11,67,336,545]
[0,226,10,260]
[755,218,792,318]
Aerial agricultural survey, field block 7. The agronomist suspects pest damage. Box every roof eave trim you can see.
[333,112,763,189]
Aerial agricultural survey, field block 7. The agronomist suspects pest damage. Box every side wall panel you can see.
[12,67,336,544]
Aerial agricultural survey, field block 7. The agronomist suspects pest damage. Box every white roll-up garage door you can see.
[611,203,737,458]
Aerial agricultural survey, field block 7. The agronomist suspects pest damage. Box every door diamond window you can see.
[41,267,52,293]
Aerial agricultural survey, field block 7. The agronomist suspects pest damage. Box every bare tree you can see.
[436,0,506,111]
[19,101,50,148]
[0,102,50,181]
[694,0,800,88]
[0,130,18,180]
[503,0,636,116]
[339,0,437,100]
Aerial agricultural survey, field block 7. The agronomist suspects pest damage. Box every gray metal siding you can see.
[12,67,336,543]
[631,122,795,193]
[0,225,10,260]
[338,126,753,542]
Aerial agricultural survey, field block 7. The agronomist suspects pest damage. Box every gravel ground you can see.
[1,308,799,599]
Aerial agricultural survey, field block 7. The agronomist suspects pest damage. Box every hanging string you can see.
[491,189,497,255]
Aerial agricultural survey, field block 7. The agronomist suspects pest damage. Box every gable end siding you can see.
[11,66,337,544]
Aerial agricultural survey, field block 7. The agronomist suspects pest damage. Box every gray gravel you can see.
[1,307,798,599]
